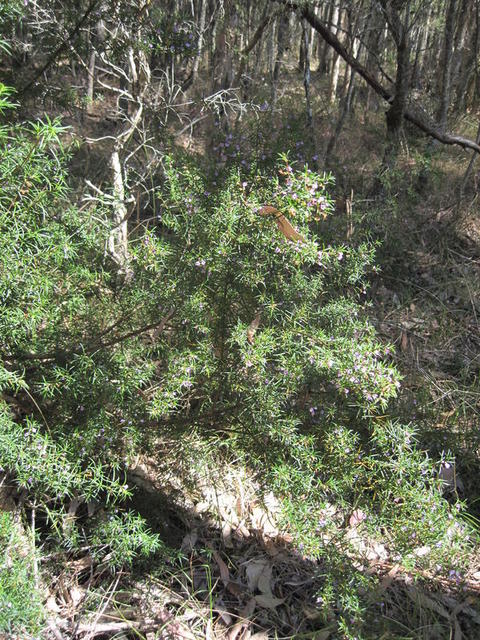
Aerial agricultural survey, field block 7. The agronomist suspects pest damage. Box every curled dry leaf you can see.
[258,206,305,243]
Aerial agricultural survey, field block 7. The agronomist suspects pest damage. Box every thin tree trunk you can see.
[234,6,273,89]
[460,121,480,197]
[270,11,289,107]
[328,2,341,104]
[267,17,276,78]
[191,0,207,84]
[109,149,130,271]
[325,24,362,165]
[451,0,470,93]
[86,50,96,114]
[301,18,314,130]
[411,4,432,88]
[437,0,458,133]
[317,2,333,73]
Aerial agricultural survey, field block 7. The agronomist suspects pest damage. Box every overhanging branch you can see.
[273,0,480,154]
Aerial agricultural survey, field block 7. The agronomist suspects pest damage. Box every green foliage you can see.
[90,510,163,567]
[0,89,162,567]
[0,82,475,638]
[147,156,472,558]
[0,0,23,30]
[0,512,43,636]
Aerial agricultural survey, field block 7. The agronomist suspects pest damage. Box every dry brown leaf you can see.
[226,580,247,597]
[227,622,248,640]
[302,604,322,621]
[262,539,282,557]
[258,206,305,243]
[227,598,256,640]
[254,594,285,609]
[376,564,400,596]
[257,566,273,595]
[250,632,270,639]
[194,501,210,514]
[69,585,85,607]
[45,595,61,614]
[68,555,93,571]
[222,522,234,547]
[247,312,262,344]
[236,495,245,518]
[212,550,230,585]
[181,530,198,552]
[413,545,431,557]
[245,559,271,592]
[311,628,334,640]
[406,585,450,619]
[250,505,279,537]
[215,602,233,626]
[240,597,257,619]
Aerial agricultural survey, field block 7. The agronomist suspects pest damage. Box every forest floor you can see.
[16,67,480,639]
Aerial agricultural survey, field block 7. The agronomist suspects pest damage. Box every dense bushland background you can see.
[1,1,480,638]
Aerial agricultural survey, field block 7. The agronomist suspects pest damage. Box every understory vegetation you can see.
[1,1,480,638]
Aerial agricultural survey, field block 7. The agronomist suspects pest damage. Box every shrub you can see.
[0,81,473,637]
[0,84,161,566]
[0,512,43,636]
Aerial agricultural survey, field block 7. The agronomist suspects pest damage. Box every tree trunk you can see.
[317,2,333,73]
[191,0,207,85]
[301,18,314,130]
[437,0,458,133]
[328,2,341,104]
[411,3,432,88]
[325,20,363,165]
[379,0,411,147]
[270,11,290,107]
[86,50,96,114]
